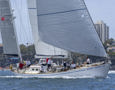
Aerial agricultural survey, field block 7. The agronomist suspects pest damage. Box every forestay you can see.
[0,0,19,55]
[28,0,68,58]
[36,0,107,57]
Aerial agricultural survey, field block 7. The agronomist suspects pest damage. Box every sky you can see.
[0,0,115,44]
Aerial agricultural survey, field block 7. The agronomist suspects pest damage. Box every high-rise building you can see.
[0,44,3,54]
[95,21,109,43]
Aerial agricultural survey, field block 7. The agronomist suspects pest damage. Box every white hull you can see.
[13,63,110,78]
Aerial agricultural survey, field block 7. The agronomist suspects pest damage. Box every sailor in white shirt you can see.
[26,60,31,67]
[86,57,91,64]
[70,62,76,69]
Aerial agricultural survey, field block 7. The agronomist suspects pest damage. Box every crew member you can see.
[19,62,24,69]
[47,58,52,70]
[63,61,67,69]
[86,57,91,64]
[46,58,49,64]
[9,64,13,70]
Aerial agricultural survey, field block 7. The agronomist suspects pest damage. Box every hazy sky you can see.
[0,0,115,44]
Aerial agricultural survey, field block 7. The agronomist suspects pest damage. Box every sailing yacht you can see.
[0,0,21,57]
[0,0,111,78]
[15,0,110,78]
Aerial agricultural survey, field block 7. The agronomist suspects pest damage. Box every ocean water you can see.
[0,70,115,90]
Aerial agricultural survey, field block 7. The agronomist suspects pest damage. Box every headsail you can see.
[0,0,19,56]
[27,0,68,58]
[34,0,107,57]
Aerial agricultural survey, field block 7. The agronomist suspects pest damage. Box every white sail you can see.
[33,0,107,57]
[0,0,19,56]
[27,0,69,58]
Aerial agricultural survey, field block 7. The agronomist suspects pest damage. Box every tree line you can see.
[20,44,35,60]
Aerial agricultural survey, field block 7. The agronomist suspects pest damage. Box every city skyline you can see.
[95,21,109,43]
[85,0,115,39]
[0,0,115,44]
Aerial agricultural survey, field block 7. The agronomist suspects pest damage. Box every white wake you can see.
[0,75,103,79]
[108,70,115,74]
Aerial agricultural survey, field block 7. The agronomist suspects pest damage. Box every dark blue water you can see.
[0,70,115,90]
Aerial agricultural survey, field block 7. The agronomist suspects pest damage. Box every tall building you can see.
[95,21,109,43]
[0,44,3,54]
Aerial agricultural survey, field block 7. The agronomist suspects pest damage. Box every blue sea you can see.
[0,70,115,90]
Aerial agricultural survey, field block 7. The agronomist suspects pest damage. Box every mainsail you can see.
[0,0,19,56]
[27,0,69,58]
[28,0,107,57]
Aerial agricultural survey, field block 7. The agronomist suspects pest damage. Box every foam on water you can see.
[108,70,115,74]
[0,75,102,79]
[0,76,38,79]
